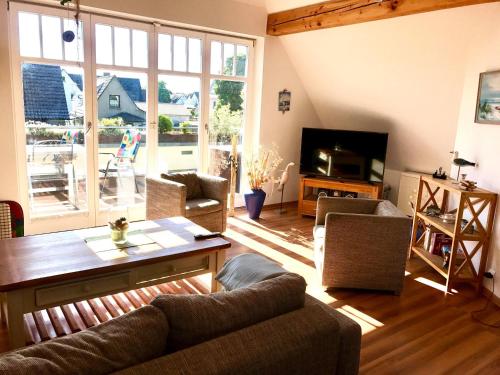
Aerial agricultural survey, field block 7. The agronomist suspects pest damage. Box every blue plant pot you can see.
[244,189,266,220]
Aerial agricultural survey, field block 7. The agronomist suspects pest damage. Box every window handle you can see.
[86,121,92,135]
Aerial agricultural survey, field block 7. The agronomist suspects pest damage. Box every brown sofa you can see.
[146,172,227,233]
[314,197,412,294]
[0,274,361,375]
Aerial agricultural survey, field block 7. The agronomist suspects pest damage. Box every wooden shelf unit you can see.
[298,176,382,217]
[410,176,497,293]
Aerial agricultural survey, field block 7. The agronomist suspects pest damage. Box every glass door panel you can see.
[23,63,88,217]
[207,79,246,192]
[96,69,147,213]
[157,75,200,173]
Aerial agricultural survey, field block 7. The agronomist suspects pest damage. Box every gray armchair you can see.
[313,197,411,294]
[146,172,228,233]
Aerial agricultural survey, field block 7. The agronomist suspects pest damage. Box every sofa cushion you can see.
[160,172,202,200]
[150,273,306,353]
[0,305,168,375]
[185,198,221,217]
[112,304,342,375]
[215,253,288,291]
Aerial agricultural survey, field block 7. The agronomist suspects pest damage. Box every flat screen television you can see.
[299,128,388,183]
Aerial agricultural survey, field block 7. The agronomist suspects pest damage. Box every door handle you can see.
[85,121,92,135]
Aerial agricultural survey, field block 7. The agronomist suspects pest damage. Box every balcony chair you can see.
[146,172,228,233]
[99,129,141,197]
[313,197,411,294]
[28,130,80,208]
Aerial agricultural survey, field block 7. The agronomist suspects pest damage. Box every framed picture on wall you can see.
[475,70,500,124]
[278,90,291,113]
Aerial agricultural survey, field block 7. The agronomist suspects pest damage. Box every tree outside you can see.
[213,55,246,112]
[158,114,173,134]
[158,81,172,103]
[211,54,246,143]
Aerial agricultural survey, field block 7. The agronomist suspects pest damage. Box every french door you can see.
[9,3,253,234]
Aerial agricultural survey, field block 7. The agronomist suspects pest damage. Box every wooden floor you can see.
[1,205,499,373]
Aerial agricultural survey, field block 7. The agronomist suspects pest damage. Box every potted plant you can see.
[245,146,282,220]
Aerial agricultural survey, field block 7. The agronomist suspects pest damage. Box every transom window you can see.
[18,12,83,61]
[158,33,202,73]
[210,41,248,77]
[95,24,148,68]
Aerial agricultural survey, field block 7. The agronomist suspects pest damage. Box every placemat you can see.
[84,230,156,253]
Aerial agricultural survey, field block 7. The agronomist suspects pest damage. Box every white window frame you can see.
[90,14,154,225]
[9,2,95,234]
[9,2,256,233]
[203,34,254,206]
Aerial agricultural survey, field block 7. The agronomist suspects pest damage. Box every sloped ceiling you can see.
[236,1,495,174]
[275,6,481,172]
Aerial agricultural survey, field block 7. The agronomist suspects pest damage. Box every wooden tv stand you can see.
[298,176,383,217]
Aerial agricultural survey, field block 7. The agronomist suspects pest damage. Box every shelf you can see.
[421,175,496,196]
[416,213,454,237]
[411,176,497,293]
[416,212,482,240]
[412,246,448,278]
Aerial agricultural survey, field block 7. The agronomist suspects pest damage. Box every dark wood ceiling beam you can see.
[267,0,500,36]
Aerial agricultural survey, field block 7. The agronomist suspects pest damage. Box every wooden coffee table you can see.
[0,217,230,349]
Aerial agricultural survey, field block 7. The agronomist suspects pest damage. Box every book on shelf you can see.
[423,225,436,251]
[429,233,452,256]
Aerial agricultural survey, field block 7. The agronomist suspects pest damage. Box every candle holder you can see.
[109,217,129,245]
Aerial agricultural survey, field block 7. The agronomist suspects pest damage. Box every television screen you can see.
[299,128,388,182]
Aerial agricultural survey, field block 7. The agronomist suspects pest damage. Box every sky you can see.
[481,73,500,100]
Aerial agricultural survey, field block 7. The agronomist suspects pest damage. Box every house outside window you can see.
[109,94,120,108]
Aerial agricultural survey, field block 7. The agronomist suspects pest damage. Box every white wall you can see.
[276,6,489,202]
[60,0,268,37]
[258,36,321,205]
[453,3,500,298]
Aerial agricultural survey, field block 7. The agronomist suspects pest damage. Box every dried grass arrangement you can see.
[246,145,283,190]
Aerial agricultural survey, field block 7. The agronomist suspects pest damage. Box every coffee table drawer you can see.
[35,272,130,307]
[136,255,210,283]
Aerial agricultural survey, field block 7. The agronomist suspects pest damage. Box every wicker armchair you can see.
[313,197,411,294]
[146,172,228,233]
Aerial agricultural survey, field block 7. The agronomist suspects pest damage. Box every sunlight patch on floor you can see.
[227,217,314,261]
[336,305,384,335]
[405,270,411,276]
[415,277,457,293]
[235,215,291,237]
[225,228,336,304]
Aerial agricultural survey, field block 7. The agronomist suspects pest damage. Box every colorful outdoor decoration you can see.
[117,129,141,160]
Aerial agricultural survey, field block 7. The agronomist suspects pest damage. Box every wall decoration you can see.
[475,70,500,124]
[278,89,291,113]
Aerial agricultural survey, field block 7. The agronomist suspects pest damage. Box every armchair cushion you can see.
[185,198,222,217]
[160,172,202,200]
